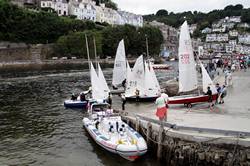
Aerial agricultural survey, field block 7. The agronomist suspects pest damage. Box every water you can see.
[0,63,177,166]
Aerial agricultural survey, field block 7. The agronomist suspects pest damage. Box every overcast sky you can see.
[112,0,250,15]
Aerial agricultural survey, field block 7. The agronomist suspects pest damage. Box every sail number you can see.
[180,53,190,64]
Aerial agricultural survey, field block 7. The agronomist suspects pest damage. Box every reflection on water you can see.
[0,62,177,165]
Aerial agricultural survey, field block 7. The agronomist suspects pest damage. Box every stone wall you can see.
[0,42,53,63]
[122,115,250,166]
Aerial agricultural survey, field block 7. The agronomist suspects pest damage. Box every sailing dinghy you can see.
[125,55,161,102]
[82,101,147,161]
[168,21,217,107]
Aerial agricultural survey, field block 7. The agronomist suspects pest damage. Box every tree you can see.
[156,9,168,16]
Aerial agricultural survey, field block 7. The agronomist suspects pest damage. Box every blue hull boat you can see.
[64,100,88,109]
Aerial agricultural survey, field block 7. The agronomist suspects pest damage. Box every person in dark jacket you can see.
[206,86,213,110]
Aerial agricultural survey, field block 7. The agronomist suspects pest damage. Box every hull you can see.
[83,117,147,161]
[168,94,218,105]
[152,64,171,70]
[126,96,159,102]
[64,100,88,109]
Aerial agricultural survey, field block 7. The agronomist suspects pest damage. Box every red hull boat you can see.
[168,94,218,107]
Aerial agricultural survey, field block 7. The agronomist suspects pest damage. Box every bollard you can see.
[136,117,140,132]
[157,125,164,159]
[146,122,152,144]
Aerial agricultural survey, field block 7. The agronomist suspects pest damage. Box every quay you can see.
[116,70,250,165]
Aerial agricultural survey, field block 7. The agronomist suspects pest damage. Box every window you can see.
[64,11,66,16]
[42,2,45,7]
[59,10,61,15]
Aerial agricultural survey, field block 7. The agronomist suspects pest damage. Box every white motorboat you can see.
[82,102,147,161]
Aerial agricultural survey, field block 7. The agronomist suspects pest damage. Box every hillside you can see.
[144,4,250,37]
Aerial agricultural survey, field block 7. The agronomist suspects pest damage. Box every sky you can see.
[112,0,250,15]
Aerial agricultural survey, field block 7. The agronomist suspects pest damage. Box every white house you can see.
[41,0,68,16]
[69,0,96,21]
[229,30,238,37]
[227,16,241,23]
[217,34,228,42]
[235,45,244,53]
[238,23,250,29]
[222,22,235,30]
[206,34,217,42]
[212,26,226,33]
[117,10,143,27]
[225,44,234,53]
[94,4,117,24]
[189,24,197,34]
[238,34,250,45]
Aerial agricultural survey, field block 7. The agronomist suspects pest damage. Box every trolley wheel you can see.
[187,103,192,108]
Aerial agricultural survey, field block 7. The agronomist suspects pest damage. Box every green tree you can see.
[156,9,168,16]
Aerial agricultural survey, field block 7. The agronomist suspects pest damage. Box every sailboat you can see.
[125,55,161,102]
[112,39,127,89]
[168,21,218,107]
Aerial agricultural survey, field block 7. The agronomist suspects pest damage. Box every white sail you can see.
[98,63,110,98]
[125,55,145,97]
[200,63,217,94]
[90,62,105,100]
[178,21,198,92]
[144,62,161,97]
[126,60,131,79]
[112,39,127,87]
[149,62,161,92]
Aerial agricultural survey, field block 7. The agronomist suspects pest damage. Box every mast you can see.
[93,36,97,69]
[85,34,90,70]
[145,34,149,61]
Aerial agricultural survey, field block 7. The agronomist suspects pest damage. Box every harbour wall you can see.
[120,112,250,165]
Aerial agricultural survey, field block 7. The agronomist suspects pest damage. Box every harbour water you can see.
[0,63,177,166]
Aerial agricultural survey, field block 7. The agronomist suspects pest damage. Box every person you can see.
[122,79,126,88]
[224,70,230,85]
[135,89,140,102]
[106,105,113,115]
[227,72,233,86]
[121,93,126,110]
[215,83,221,104]
[71,93,77,100]
[107,93,112,106]
[155,94,167,122]
[231,63,236,72]
[161,92,169,108]
[80,92,86,101]
[206,86,213,110]
[219,85,227,104]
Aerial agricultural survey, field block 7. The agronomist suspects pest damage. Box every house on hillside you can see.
[238,23,250,29]
[94,3,117,24]
[229,30,239,37]
[41,0,68,16]
[69,0,96,21]
[117,10,143,27]
[238,34,250,45]
[212,26,226,33]
[227,16,241,23]
[206,34,217,42]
